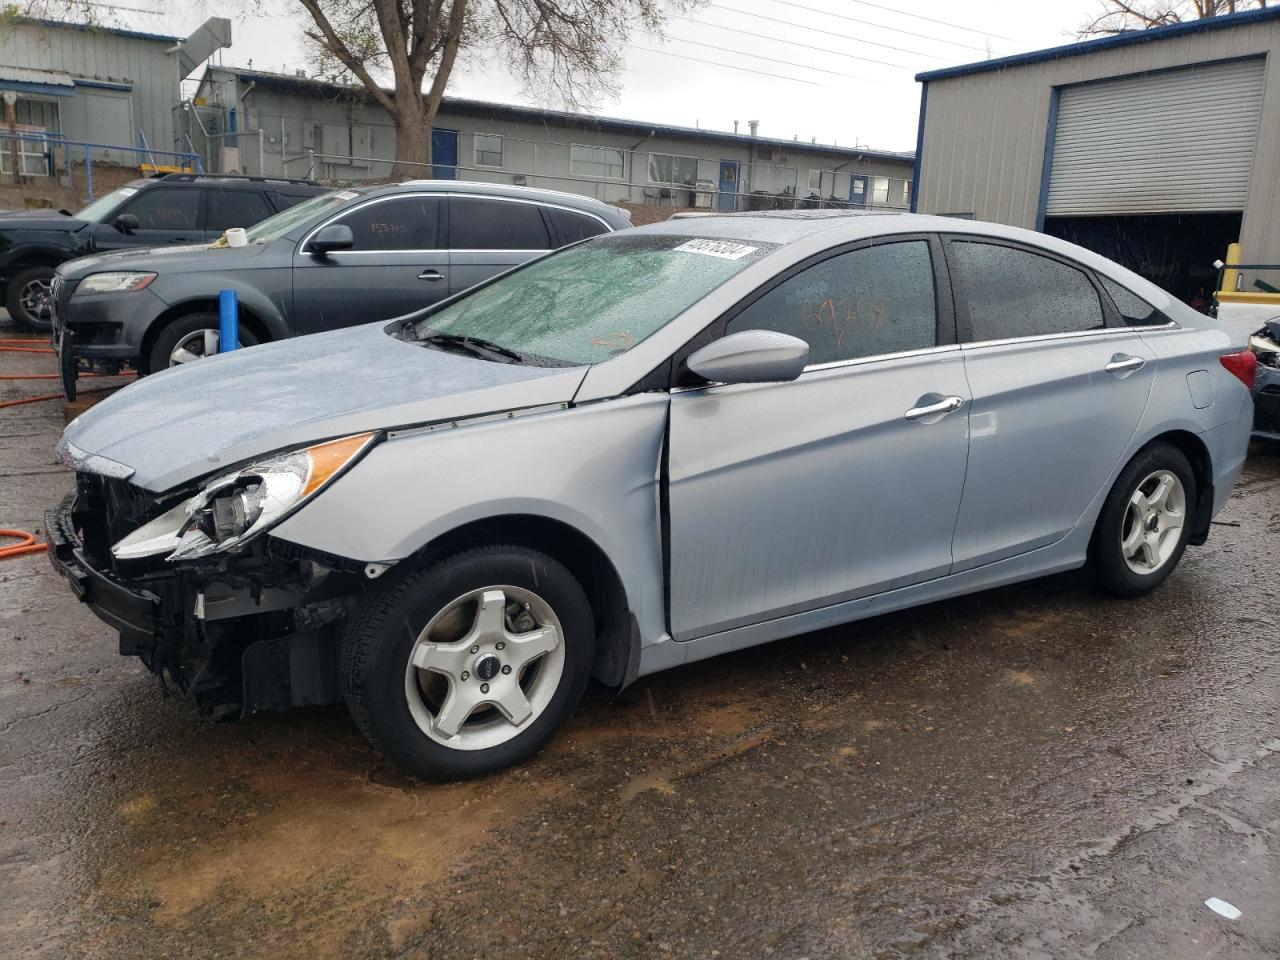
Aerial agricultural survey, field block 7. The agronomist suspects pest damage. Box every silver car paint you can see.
[61,320,585,492]
[59,212,1254,679]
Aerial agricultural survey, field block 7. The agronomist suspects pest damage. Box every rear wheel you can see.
[341,545,595,781]
[1092,442,1196,596]
[147,311,258,373]
[6,266,56,331]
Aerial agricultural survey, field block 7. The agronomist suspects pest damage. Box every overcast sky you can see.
[140,0,1100,152]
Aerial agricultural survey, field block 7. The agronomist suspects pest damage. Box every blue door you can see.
[717,160,740,211]
[432,128,458,179]
[849,175,868,208]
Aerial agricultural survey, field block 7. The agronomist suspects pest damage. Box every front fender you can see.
[151,274,290,339]
[271,393,672,647]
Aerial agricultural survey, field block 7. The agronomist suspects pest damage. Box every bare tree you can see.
[1080,0,1267,37]
[294,0,689,177]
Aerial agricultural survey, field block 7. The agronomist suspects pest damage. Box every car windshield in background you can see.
[410,234,776,365]
[243,190,357,244]
[75,186,138,223]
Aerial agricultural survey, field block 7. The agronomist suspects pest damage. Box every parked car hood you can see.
[60,322,587,492]
[58,241,269,280]
[0,210,85,231]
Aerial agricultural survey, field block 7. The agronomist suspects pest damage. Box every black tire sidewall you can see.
[1093,442,1197,596]
[6,266,56,331]
[344,547,595,781]
[147,312,259,373]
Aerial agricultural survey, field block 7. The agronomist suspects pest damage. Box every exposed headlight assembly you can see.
[77,272,158,295]
[112,432,376,561]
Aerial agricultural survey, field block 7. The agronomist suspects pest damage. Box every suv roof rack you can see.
[154,172,319,187]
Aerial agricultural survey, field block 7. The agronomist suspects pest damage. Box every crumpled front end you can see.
[1250,321,1280,441]
[46,472,366,720]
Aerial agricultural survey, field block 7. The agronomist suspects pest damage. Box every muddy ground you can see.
[2,321,1277,959]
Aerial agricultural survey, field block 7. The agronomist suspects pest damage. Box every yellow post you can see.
[1220,242,1242,294]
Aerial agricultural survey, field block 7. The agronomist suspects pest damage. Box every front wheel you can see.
[340,545,595,781]
[147,312,259,373]
[1091,442,1196,596]
[6,266,56,331]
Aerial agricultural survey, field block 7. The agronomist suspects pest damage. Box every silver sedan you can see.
[50,211,1255,779]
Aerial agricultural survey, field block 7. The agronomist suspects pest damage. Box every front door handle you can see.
[904,395,965,421]
[418,269,444,281]
[1105,354,1146,374]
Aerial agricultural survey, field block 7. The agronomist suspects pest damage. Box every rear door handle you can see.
[1105,354,1146,374]
[418,269,444,281]
[904,395,965,421]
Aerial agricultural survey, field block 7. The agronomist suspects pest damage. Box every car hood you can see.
[60,322,587,492]
[58,241,269,279]
[0,210,85,231]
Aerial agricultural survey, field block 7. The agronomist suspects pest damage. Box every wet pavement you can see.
[2,324,1278,959]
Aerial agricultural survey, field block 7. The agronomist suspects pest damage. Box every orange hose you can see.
[0,384,122,410]
[0,529,48,561]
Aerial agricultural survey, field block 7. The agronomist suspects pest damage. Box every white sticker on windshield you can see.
[335,190,358,200]
[673,238,758,260]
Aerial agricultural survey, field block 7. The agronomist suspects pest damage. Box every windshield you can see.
[75,185,139,223]
[244,190,358,244]
[410,234,776,365]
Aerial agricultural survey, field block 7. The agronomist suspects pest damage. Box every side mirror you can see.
[686,330,809,385]
[307,223,354,255]
[114,213,139,235]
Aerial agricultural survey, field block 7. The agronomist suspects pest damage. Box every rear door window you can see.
[118,188,201,231]
[333,196,442,250]
[1100,276,1171,326]
[950,240,1105,342]
[448,197,551,250]
[725,240,938,365]
[545,207,610,246]
[204,188,273,232]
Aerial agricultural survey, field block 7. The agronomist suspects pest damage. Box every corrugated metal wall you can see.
[917,18,1280,265]
[0,21,179,150]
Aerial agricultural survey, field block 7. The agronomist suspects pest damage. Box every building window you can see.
[570,144,625,180]
[871,176,890,205]
[648,152,699,187]
[474,133,503,168]
[808,169,823,192]
[0,129,50,177]
[904,180,912,207]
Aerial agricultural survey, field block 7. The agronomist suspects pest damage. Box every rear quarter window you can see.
[546,207,611,246]
[1100,276,1172,326]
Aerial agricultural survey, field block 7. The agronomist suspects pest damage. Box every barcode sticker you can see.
[673,238,758,260]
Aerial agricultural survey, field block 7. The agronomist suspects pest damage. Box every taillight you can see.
[1221,350,1257,390]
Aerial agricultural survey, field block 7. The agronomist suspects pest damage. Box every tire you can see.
[6,266,56,331]
[146,311,259,373]
[341,545,595,781]
[1092,442,1197,597]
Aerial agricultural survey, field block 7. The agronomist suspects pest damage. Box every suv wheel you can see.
[341,545,595,781]
[6,266,56,331]
[148,312,259,372]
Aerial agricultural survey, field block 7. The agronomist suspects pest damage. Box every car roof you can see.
[362,179,626,216]
[127,176,327,193]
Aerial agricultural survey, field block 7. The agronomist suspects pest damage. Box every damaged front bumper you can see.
[46,490,361,720]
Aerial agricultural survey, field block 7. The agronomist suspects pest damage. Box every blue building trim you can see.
[0,80,74,97]
[73,78,134,91]
[17,16,181,44]
[1035,87,1061,233]
[911,81,927,213]
[915,5,1280,83]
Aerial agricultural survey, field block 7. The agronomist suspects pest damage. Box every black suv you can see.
[53,181,630,394]
[1,173,327,330]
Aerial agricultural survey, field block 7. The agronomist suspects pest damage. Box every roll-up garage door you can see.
[1045,57,1264,216]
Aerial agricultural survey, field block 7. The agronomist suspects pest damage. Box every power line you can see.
[629,46,830,87]
[825,0,1022,44]
[667,35,879,82]
[674,15,915,72]
[759,0,995,52]
[708,3,949,61]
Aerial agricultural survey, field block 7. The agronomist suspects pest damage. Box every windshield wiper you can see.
[417,330,526,363]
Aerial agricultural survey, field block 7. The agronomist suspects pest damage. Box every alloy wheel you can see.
[169,328,220,366]
[18,277,53,325]
[403,585,566,751]
[1120,469,1186,575]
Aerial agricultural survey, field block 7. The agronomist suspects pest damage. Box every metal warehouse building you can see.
[190,65,915,214]
[912,6,1280,302]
